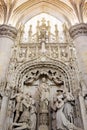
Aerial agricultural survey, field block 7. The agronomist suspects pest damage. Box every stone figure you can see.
[52,89,82,130]
[29,96,37,130]
[18,93,31,123]
[51,97,57,130]
[63,90,75,123]
[55,24,59,42]
[39,77,50,111]
[62,23,69,42]
[38,77,50,130]
[0,90,3,109]
[84,94,87,112]
[18,24,25,42]
[11,90,24,122]
[12,93,37,130]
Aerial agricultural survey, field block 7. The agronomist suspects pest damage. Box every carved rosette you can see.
[0,24,17,40]
[69,23,87,39]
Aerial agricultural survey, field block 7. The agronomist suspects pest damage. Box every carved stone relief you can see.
[4,56,83,130]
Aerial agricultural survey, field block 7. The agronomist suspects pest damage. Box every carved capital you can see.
[0,24,17,40]
[69,23,87,39]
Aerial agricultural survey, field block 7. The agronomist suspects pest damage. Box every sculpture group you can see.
[6,77,83,130]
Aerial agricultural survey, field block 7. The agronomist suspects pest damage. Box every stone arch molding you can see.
[12,60,74,93]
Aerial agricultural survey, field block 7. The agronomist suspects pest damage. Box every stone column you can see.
[79,94,87,130]
[69,23,87,130]
[0,24,17,82]
[0,25,17,130]
[69,23,87,82]
[0,95,9,130]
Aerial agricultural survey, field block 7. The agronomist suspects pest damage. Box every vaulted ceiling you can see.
[0,0,87,28]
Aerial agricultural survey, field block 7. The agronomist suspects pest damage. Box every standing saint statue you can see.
[38,77,50,130]
[63,90,75,123]
[12,93,37,130]
[39,77,50,112]
[11,90,24,123]
[52,89,83,130]
[29,96,37,130]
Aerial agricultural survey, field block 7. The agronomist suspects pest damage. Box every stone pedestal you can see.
[0,24,17,82]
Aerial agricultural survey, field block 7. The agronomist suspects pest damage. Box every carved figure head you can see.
[56,89,63,95]
[41,77,47,83]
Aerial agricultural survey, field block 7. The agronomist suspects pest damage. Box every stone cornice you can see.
[69,23,87,39]
[0,24,17,40]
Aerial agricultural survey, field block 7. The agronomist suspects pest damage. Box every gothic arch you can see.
[14,1,73,27]
[14,60,75,93]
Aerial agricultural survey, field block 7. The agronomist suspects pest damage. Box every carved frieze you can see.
[10,42,75,64]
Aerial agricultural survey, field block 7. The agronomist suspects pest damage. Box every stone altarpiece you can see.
[0,19,85,130]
